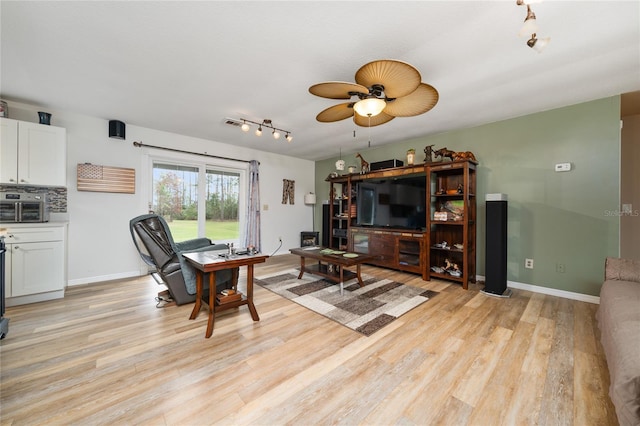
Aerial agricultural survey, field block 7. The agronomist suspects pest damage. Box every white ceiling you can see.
[1,1,639,161]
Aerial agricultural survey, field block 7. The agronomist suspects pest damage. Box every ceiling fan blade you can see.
[309,82,369,100]
[355,60,421,99]
[383,83,439,117]
[353,111,395,127]
[316,103,355,122]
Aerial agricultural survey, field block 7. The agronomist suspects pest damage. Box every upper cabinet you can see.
[0,117,67,187]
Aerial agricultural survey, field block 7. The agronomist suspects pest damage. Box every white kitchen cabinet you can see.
[0,117,67,186]
[2,224,67,305]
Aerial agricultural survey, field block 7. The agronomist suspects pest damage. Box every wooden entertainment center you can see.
[326,159,477,289]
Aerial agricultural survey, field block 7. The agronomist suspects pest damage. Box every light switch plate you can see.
[555,163,571,172]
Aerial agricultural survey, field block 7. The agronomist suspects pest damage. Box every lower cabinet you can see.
[3,224,67,305]
[349,228,428,279]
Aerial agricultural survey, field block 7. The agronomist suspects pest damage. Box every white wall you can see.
[6,101,315,286]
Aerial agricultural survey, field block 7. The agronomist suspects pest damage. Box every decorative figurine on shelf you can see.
[424,144,435,163]
[457,183,463,194]
[444,258,461,277]
[453,150,477,161]
[434,147,456,161]
[355,152,370,174]
[406,148,416,165]
[434,147,477,162]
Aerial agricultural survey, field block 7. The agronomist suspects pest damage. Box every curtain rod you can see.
[132,141,258,165]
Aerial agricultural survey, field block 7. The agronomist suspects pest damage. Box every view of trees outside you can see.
[152,162,240,241]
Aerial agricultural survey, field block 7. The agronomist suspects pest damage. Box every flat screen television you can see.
[356,174,427,230]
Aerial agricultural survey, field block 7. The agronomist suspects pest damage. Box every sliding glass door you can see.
[151,160,243,245]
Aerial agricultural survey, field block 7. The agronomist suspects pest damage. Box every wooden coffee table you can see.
[289,247,376,294]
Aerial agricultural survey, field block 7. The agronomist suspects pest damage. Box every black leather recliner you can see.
[129,214,238,305]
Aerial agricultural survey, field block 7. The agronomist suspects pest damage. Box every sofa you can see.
[597,257,640,426]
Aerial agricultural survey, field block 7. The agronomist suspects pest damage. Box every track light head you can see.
[519,5,538,37]
[272,130,281,140]
[255,126,262,136]
[241,121,250,132]
[527,33,550,52]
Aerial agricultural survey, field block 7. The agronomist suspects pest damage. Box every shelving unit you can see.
[427,160,477,289]
[328,177,355,250]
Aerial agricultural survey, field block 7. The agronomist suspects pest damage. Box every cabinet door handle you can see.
[20,179,27,183]
[9,178,16,182]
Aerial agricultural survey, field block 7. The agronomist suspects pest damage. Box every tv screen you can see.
[356,175,426,230]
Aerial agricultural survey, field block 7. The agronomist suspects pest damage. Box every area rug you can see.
[255,269,437,336]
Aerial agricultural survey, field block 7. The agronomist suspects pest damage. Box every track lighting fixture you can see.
[516,0,550,52]
[229,118,292,142]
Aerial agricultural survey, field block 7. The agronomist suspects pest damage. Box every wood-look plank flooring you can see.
[0,254,618,425]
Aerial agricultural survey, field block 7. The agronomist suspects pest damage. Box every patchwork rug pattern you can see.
[255,269,437,336]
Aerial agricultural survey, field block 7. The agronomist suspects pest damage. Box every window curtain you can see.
[244,160,261,252]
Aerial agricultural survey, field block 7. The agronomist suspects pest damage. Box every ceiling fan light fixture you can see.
[309,59,438,127]
[353,98,386,117]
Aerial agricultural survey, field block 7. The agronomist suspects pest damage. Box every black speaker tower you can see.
[482,193,511,297]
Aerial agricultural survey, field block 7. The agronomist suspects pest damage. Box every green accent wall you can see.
[315,96,621,296]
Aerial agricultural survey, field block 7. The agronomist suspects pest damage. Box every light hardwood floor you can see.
[0,254,618,425]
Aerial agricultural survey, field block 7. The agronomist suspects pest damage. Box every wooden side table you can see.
[182,251,268,338]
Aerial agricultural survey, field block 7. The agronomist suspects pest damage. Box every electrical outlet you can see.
[556,263,566,273]
[525,258,534,269]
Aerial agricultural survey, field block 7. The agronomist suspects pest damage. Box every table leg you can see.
[246,264,260,322]
[339,265,344,295]
[205,272,216,338]
[356,264,365,287]
[297,256,305,279]
[189,270,203,320]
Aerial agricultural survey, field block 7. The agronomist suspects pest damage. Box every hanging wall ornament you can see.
[282,179,295,204]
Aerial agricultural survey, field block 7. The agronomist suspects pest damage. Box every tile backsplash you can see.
[0,185,67,212]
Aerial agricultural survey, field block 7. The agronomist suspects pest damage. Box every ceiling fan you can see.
[309,59,439,127]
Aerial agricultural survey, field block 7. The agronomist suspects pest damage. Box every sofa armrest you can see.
[175,237,212,252]
[605,257,640,283]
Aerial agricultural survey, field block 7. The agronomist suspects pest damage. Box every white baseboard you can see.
[476,275,600,304]
[67,270,141,287]
[7,290,65,307]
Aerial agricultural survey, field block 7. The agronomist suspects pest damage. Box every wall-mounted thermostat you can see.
[555,163,572,172]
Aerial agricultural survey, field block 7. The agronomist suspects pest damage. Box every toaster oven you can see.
[0,192,49,223]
